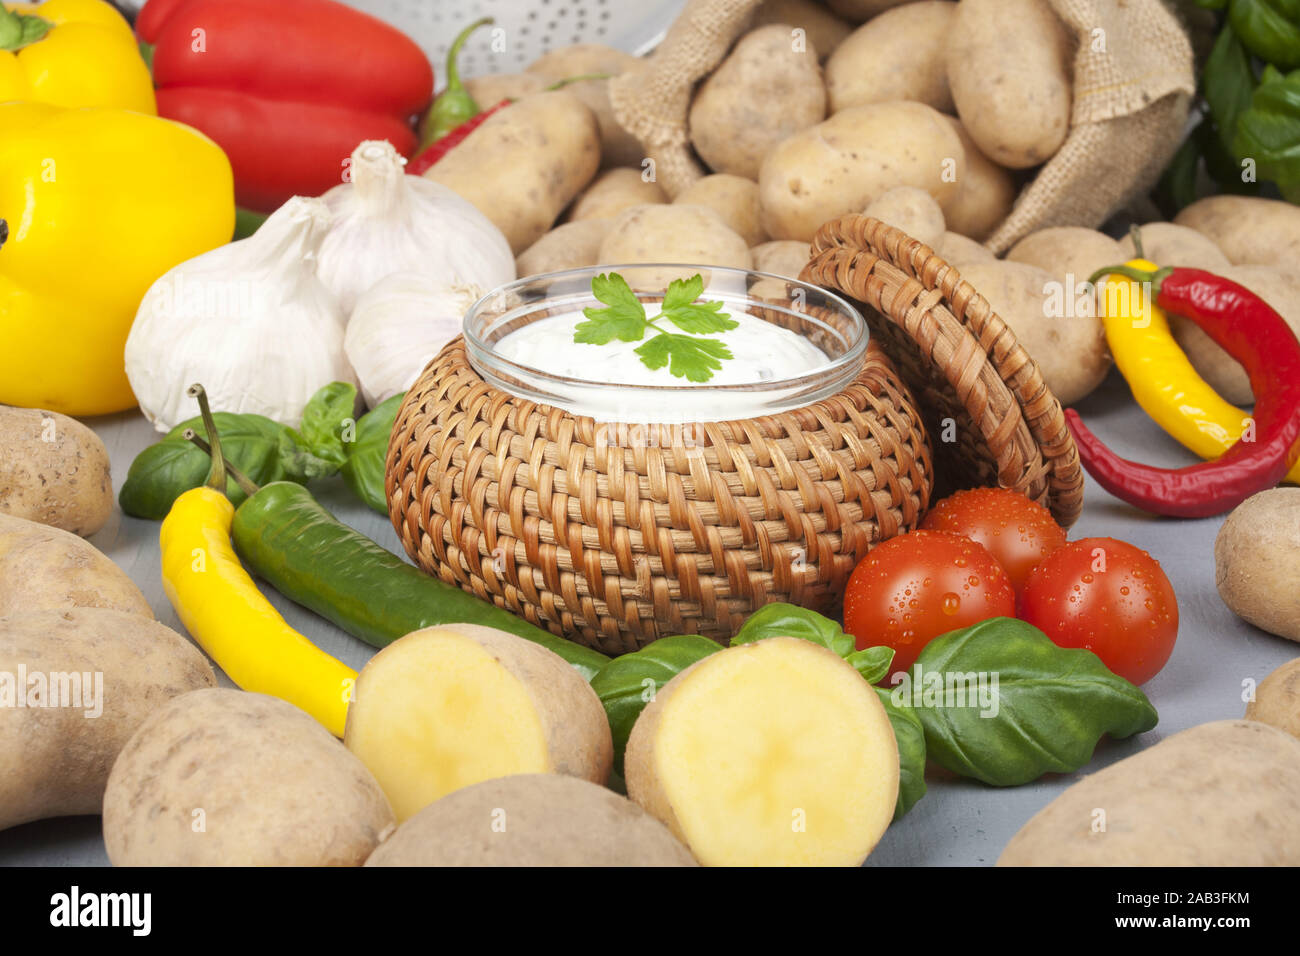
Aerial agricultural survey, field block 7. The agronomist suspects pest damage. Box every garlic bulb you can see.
[316,140,515,315]
[125,197,355,432]
[345,272,480,408]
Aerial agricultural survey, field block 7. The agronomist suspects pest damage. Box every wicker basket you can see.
[386,217,1082,654]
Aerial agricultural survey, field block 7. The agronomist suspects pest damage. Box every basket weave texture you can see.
[386,216,1083,652]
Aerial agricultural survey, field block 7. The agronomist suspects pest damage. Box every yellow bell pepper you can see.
[0,102,234,415]
[1,0,155,113]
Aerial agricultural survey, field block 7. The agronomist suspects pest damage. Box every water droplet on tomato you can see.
[941,592,961,615]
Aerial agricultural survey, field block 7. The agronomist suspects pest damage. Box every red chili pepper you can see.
[405,98,510,177]
[137,0,433,212]
[1067,266,1300,518]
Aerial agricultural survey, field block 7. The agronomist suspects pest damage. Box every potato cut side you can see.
[345,624,612,821]
[626,637,898,866]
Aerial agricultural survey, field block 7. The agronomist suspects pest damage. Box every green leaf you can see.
[877,688,927,819]
[660,274,706,312]
[657,274,738,334]
[1154,130,1204,216]
[118,413,294,519]
[901,617,1158,787]
[730,602,856,658]
[1203,25,1257,154]
[635,332,732,382]
[590,635,725,776]
[1230,0,1300,70]
[1235,68,1300,197]
[847,646,896,684]
[341,392,405,515]
[1196,0,1228,7]
[0,8,52,51]
[575,272,647,344]
[296,381,357,467]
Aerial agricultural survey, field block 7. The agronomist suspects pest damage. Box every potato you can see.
[938,231,996,267]
[828,0,915,20]
[344,623,612,822]
[104,688,395,866]
[598,204,753,278]
[1216,488,1300,644]
[751,0,853,59]
[751,239,812,278]
[942,117,1019,241]
[689,23,826,182]
[759,100,965,242]
[946,0,1073,169]
[1247,659,1300,740]
[961,260,1110,405]
[463,72,547,106]
[0,405,112,536]
[516,219,613,278]
[366,774,697,867]
[1006,226,1125,286]
[625,637,898,866]
[1168,265,1300,405]
[527,43,645,168]
[674,174,767,246]
[0,514,152,619]
[567,167,666,223]
[427,90,601,254]
[998,720,1300,865]
[826,2,956,114]
[1116,222,1229,271]
[0,608,214,831]
[1174,195,1300,269]
[864,186,946,248]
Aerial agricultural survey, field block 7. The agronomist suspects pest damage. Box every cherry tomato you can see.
[920,487,1067,599]
[1020,537,1178,686]
[843,530,1016,676]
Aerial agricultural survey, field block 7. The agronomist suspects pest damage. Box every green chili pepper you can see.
[419,16,493,150]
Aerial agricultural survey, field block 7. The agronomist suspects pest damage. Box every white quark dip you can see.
[493,308,831,388]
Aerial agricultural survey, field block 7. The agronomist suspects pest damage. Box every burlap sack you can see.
[609,0,1195,254]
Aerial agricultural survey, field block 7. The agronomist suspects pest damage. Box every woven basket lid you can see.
[802,215,1083,527]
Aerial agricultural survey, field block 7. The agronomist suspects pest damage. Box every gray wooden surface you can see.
[0,370,1294,866]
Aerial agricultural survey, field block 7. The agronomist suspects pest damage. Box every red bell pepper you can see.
[137,0,433,212]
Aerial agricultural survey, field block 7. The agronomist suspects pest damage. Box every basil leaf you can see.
[847,645,896,684]
[1230,0,1300,70]
[730,602,855,657]
[590,635,724,775]
[341,392,405,515]
[276,429,337,484]
[296,381,357,467]
[1203,25,1257,154]
[119,413,292,519]
[877,688,927,820]
[902,617,1158,787]
[1235,68,1300,199]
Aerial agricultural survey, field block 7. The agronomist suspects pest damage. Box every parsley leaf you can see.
[658,274,738,335]
[575,272,648,344]
[635,333,733,383]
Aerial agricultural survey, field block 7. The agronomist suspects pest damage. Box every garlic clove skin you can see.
[344,271,480,409]
[125,196,357,432]
[316,140,515,316]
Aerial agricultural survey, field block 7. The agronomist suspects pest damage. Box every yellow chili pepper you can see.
[1,0,155,112]
[160,387,355,737]
[1095,258,1300,485]
[0,101,233,414]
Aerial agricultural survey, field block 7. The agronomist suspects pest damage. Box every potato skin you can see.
[826,2,957,114]
[829,0,915,20]
[689,24,826,182]
[998,721,1300,865]
[0,608,215,830]
[527,44,645,168]
[751,0,853,59]
[759,100,965,241]
[0,406,112,536]
[941,117,1019,241]
[1116,222,1229,272]
[1174,195,1300,268]
[946,0,1073,169]
[1216,489,1300,643]
[427,91,601,254]
[674,174,767,246]
[750,239,812,278]
[1247,659,1300,740]
[463,72,547,107]
[0,514,152,619]
[366,774,697,866]
[864,186,946,248]
[599,204,752,270]
[104,689,396,866]
[516,219,613,277]
[1005,226,1124,286]
[938,231,996,267]
[567,167,666,223]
